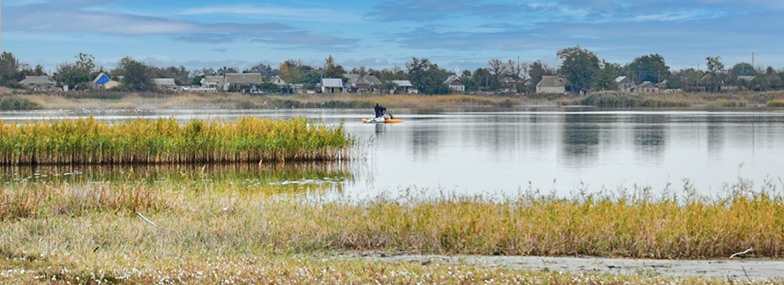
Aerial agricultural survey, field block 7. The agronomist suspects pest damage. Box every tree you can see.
[557,46,600,94]
[528,60,553,92]
[21,64,46,76]
[704,56,725,92]
[279,60,304,83]
[113,57,154,91]
[54,53,99,90]
[627,54,669,83]
[471,68,495,91]
[324,55,347,80]
[593,60,619,91]
[730,63,756,77]
[154,66,190,86]
[0,52,22,87]
[244,63,277,77]
[406,57,449,95]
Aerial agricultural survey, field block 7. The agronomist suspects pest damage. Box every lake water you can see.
[3,109,784,198]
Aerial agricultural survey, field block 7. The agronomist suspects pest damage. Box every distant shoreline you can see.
[2,87,784,111]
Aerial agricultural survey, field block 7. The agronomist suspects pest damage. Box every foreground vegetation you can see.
[3,176,780,283]
[0,116,351,165]
[3,178,784,258]
[0,254,726,284]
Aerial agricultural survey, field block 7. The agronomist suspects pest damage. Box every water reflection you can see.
[632,115,667,156]
[561,113,601,168]
[0,162,352,192]
[2,110,784,197]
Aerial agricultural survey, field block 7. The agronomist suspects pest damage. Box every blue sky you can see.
[3,0,783,73]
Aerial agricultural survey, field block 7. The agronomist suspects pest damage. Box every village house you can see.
[536,76,566,94]
[632,81,661,93]
[269,75,287,87]
[224,73,263,92]
[346,74,382,93]
[19,75,58,92]
[615,76,635,92]
[391,80,416,94]
[290,84,308,94]
[444,75,465,93]
[201,76,225,90]
[92,73,121,90]
[152,78,178,91]
[320,78,345,94]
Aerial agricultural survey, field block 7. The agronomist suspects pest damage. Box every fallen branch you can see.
[730,247,753,259]
[135,211,159,229]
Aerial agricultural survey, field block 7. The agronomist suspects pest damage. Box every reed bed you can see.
[0,183,172,221]
[3,180,784,260]
[0,116,351,165]
[767,99,784,107]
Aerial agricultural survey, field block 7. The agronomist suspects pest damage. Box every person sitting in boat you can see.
[374,103,387,118]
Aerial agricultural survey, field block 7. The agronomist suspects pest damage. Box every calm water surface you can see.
[3,109,783,198]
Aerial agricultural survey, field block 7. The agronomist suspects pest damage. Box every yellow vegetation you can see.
[0,116,351,165]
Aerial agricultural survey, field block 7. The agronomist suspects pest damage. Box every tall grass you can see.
[577,93,690,108]
[0,96,41,110]
[2,179,783,282]
[767,99,784,107]
[4,179,784,259]
[0,116,351,165]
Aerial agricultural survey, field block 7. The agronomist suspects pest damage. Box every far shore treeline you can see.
[0,47,782,95]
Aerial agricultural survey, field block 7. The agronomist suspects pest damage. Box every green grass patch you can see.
[0,116,351,165]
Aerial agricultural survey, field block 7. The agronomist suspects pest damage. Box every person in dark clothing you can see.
[374,103,386,118]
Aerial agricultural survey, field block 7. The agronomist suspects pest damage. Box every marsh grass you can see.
[0,116,351,165]
[4,179,784,282]
[767,99,784,107]
[263,94,518,109]
[0,254,725,284]
[0,183,173,221]
[3,179,784,261]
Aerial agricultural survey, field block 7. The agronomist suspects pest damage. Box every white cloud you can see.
[179,5,361,22]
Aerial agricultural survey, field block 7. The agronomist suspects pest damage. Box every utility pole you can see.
[1,0,3,53]
[752,52,755,67]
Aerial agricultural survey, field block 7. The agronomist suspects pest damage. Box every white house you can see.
[320,78,344,94]
[536,76,566,94]
[391,80,417,94]
[444,75,465,93]
[153,78,178,91]
[19,75,57,92]
[615,76,635,92]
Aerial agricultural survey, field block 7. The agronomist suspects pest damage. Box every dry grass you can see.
[1,177,782,282]
[16,90,784,111]
[767,99,784,107]
[3,179,784,260]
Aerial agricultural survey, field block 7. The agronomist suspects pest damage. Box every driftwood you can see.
[135,211,159,229]
[730,247,753,259]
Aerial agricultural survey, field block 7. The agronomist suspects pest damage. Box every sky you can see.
[2,0,784,74]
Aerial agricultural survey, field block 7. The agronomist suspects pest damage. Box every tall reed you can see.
[0,116,351,165]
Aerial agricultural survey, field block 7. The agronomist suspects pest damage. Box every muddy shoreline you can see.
[346,252,784,281]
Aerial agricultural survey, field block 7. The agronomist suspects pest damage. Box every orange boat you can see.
[363,118,403,124]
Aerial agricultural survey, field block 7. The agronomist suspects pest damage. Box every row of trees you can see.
[555,46,784,93]
[1,49,784,94]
